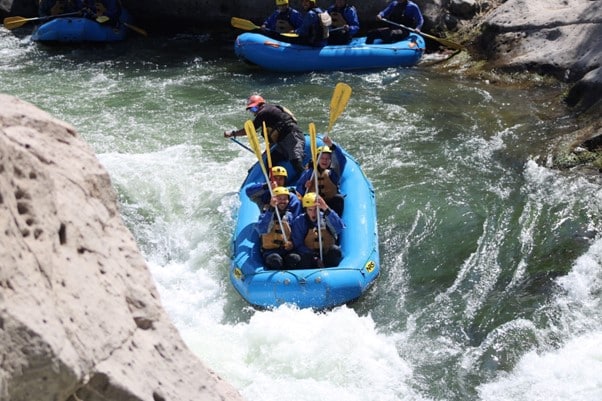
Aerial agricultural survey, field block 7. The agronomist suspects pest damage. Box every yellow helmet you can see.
[317,145,332,154]
[275,0,288,5]
[272,166,288,177]
[302,192,318,208]
[273,186,290,197]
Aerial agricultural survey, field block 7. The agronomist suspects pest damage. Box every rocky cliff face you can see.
[477,0,601,83]
[0,94,244,401]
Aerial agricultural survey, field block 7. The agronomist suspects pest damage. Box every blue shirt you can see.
[326,4,360,36]
[255,208,295,236]
[263,7,303,31]
[291,209,345,255]
[378,1,424,30]
[295,7,327,47]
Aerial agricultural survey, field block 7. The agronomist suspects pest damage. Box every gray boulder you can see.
[0,94,245,401]
[479,0,602,81]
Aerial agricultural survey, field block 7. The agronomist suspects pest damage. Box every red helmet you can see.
[246,95,265,109]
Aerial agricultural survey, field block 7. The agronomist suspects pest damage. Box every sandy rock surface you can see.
[0,94,244,401]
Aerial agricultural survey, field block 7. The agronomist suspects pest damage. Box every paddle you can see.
[123,22,148,36]
[230,17,299,38]
[261,120,276,184]
[309,122,324,261]
[95,15,148,36]
[309,83,352,261]
[326,82,352,135]
[3,11,81,30]
[244,120,288,243]
[262,121,273,172]
[230,137,253,153]
[381,18,465,51]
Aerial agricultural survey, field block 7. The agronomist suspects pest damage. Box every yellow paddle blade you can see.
[327,82,352,134]
[309,122,321,199]
[231,16,298,37]
[245,120,268,178]
[4,11,84,30]
[96,15,110,23]
[244,120,260,158]
[262,121,272,170]
[309,122,318,167]
[3,16,31,30]
[231,17,260,31]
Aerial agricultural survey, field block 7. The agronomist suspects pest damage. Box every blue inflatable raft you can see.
[32,11,132,43]
[234,32,425,72]
[229,135,380,310]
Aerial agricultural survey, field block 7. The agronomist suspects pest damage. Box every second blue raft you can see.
[234,32,425,72]
[32,11,133,43]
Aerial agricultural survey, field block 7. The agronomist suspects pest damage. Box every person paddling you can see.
[295,135,346,217]
[246,166,302,217]
[365,0,424,44]
[255,186,300,270]
[225,95,306,175]
[326,0,360,45]
[261,0,303,34]
[290,192,345,268]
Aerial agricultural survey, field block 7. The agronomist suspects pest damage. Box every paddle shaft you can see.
[123,22,147,36]
[309,123,324,261]
[230,137,253,153]
[230,17,298,37]
[95,15,147,36]
[380,18,464,51]
[244,120,288,243]
[3,11,81,30]
[262,121,273,175]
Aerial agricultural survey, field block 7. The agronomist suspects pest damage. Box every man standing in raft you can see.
[225,95,306,175]
[365,0,424,44]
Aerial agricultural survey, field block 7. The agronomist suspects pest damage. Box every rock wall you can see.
[0,94,244,401]
[478,0,602,82]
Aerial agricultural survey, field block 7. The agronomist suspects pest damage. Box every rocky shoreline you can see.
[0,94,246,401]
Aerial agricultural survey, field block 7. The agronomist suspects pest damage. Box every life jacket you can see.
[261,213,292,250]
[316,169,338,199]
[43,0,77,15]
[389,2,417,28]
[264,104,298,143]
[319,11,332,38]
[275,8,295,33]
[329,6,351,28]
[303,217,336,252]
[307,8,331,45]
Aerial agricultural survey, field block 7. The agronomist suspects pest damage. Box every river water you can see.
[2,29,601,401]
